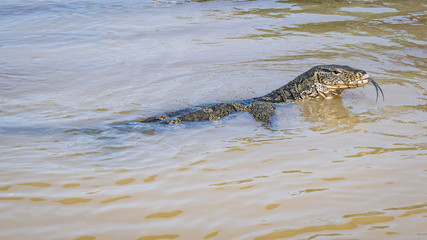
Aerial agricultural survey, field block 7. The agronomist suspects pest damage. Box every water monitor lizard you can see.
[137,65,384,124]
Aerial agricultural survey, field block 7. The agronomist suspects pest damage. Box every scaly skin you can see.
[138,65,382,124]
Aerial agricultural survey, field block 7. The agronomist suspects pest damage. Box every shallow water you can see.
[1,0,426,239]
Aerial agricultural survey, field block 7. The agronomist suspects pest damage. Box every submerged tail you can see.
[138,100,275,124]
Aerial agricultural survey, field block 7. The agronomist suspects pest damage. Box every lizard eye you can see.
[332,70,340,74]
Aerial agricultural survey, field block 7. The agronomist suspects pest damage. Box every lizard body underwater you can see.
[137,65,384,124]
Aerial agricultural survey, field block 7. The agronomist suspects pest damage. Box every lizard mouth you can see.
[325,73,370,89]
[324,74,384,102]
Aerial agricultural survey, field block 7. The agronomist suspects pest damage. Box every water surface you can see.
[1,0,426,239]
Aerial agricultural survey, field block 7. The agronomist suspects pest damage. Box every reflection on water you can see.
[299,97,363,133]
[1,0,426,239]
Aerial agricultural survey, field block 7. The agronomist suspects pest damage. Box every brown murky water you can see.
[1,0,426,239]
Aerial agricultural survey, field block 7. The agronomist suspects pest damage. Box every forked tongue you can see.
[367,78,384,102]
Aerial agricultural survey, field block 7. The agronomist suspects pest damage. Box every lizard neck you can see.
[254,86,295,103]
[254,69,319,103]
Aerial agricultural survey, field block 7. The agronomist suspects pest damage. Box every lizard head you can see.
[313,65,383,101]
